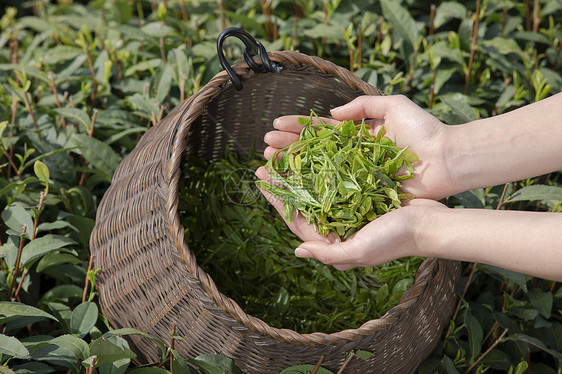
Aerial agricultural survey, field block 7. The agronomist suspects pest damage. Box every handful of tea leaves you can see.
[256,112,418,239]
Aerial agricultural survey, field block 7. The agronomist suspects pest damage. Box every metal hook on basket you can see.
[216,27,279,91]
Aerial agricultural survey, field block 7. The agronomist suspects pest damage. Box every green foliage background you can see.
[0,0,561,373]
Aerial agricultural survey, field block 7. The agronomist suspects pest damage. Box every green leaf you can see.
[0,333,29,358]
[504,333,562,361]
[70,134,121,179]
[513,361,529,374]
[102,328,167,362]
[354,350,374,360]
[53,108,91,132]
[41,285,83,303]
[188,354,242,374]
[380,0,420,50]
[0,302,57,324]
[481,38,525,58]
[480,349,511,370]
[505,185,562,203]
[34,160,50,183]
[280,365,334,374]
[36,252,81,273]
[49,334,90,361]
[9,362,54,374]
[464,309,483,360]
[70,302,98,338]
[142,22,174,38]
[479,265,528,292]
[42,46,83,65]
[87,337,136,367]
[155,68,173,104]
[440,96,477,123]
[20,235,76,266]
[2,205,34,239]
[0,366,16,374]
[124,59,162,77]
[527,288,553,319]
[170,350,191,374]
[303,24,344,42]
[441,356,460,374]
[98,359,130,374]
[434,2,467,29]
[97,336,132,374]
[452,190,485,209]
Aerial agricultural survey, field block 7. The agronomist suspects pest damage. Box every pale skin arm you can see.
[257,93,562,282]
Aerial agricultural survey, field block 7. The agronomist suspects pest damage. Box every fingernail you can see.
[272,118,279,129]
[263,132,270,143]
[330,105,344,114]
[295,247,312,258]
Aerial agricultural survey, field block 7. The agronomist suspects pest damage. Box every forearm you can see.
[417,207,562,281]
[445,92,562,195]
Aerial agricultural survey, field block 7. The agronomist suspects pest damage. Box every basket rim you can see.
[165,50,448,346]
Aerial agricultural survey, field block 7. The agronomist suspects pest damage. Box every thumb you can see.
[330,95,395,122]
[295,240,360,267]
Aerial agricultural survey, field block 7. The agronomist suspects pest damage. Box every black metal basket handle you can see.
[216,27,279,91]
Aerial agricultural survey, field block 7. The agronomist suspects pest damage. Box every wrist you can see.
[410,200,449,258]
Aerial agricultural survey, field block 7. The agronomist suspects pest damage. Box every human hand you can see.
[255,166,445,270]
[264,95,454,200]
[292,199,445,271]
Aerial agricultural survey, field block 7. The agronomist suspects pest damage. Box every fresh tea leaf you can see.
[0,333,30,358]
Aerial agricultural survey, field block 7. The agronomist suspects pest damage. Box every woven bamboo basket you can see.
[90,30,461,373]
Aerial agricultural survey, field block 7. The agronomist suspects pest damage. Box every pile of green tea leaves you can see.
[178,149,422,334]
[256,113,418,240]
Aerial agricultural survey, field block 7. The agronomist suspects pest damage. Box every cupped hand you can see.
[264,95,455,200]
[293,199,445,271]
[256,165,445,271]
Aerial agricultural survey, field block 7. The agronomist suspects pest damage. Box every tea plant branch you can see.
[481,284,517,347]
[428,4,436,36]
[465,0,481,95]
[48,72,66,128]
[7,98,18,179]
[336,351,355,374]
[86,355,97,374]
[13,187,47,301]
[463,328,508,374]
[532,0,539,34]
[23,89,40,132]
[83,42,98,109]
[82,255,94,303]
[10,226,27,300]
[79,109,98,186]
[178,0,188,22]
[1,137,22,181]
[442,261,477,350]
[311,355,324,374]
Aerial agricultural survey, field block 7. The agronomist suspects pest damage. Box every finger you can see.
[295,240,361,267]
[272,115,308,133]
[264,131,300,149]
[331,95,407,121]
[264,146,284,161]
[364,118,386,137]
[274,115,339,133]
[255,166,282,188]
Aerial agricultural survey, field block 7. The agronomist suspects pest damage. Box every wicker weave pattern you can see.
[91,51,461,373]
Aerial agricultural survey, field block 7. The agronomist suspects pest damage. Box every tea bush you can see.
[0,0,560,373]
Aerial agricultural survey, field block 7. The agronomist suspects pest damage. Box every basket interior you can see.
[185,69,367,160]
